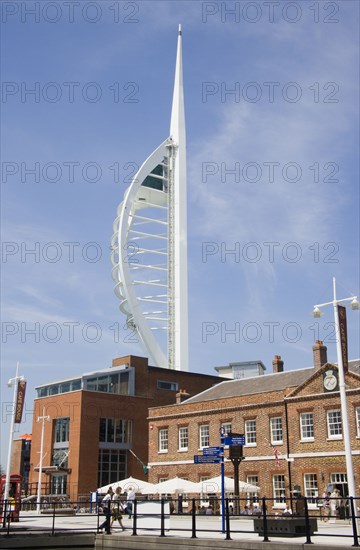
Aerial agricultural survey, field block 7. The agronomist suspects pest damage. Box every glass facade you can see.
[52,448,69,468]
[85,371,129,394]
[51,474,67,494]
[157,380,179,391]
[54,418,70,444]
[36,367,131,398]
[37,379,81,397]
[99,418,132,445]
[98,449,127,487]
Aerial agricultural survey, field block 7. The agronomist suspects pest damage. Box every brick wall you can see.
[148,364,360,498]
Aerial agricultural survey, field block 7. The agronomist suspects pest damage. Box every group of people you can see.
[99,486,136,534]
[196,504,215,515]
[322,488,343,522]
[238,503,261,516]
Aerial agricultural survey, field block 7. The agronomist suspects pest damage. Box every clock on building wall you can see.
[323,369,339,392]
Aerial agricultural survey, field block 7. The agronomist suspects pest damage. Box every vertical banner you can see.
[14,380,26,423]
[338,305,348,374]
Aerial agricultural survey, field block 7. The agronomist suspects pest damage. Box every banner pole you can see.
[4,363,20,501]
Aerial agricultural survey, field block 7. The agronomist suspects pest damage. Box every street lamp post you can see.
[312,277,359,498]
[36,408,50,515]
[4,363,26,502]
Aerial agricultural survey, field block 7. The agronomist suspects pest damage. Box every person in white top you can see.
[282,504,292,516]
[126,487,136,519]
[99,488,113,533]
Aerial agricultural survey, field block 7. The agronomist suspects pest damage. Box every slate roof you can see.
[184,359,360,405]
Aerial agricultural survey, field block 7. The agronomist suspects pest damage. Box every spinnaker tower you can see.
[111,26,188,371]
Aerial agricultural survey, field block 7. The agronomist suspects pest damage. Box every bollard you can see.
[160,498,165,537]
[303,497,312,545]
[225,498,231,540]
[51,501,56,536]
[191,498,197,538]
[261,496,269,542]
[2,500,8,531]
[349,496,359,547]
[5,501,11,536]
[132,499,137,536]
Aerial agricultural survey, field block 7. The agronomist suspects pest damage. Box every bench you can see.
[253,517,318,537]
[40,507,76,515]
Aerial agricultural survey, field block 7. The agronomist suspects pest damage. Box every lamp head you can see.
[312,306,323,318]
[350,298,360,310]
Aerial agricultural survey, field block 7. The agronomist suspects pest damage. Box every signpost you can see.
[202,446,222,455]
[220,428,226,533]
[193,430,246,534]
[227,433,245,515]
[224,435,245,446]
[194,455,222,464]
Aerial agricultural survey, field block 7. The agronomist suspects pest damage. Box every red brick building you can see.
[10,435,31,495]
[148,342,360,506]
[28,355,222,500]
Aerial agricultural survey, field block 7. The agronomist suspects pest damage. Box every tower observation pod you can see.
[111,26,188,371]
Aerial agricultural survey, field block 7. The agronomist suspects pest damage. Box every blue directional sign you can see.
[202,446,222,456]
[224,435,245,446]
[194,455,222,464]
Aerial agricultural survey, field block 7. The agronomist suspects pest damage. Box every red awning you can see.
[17,433,32,441]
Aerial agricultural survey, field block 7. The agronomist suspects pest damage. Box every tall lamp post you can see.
[312,277,359,498]
[36,408,50,515]
[4,363,26,502]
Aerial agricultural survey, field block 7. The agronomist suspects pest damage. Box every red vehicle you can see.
[1,474,22,522]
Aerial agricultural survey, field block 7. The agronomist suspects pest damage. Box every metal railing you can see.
[0,495,359,546]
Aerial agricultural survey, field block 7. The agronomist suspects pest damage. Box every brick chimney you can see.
[176,389,190,404]
[312,340,327,370]
[272,355,284,373]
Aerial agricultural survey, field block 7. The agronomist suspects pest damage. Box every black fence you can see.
[1,495,359,546]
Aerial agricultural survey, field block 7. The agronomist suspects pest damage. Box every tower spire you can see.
[168,24,188,371]
[170,24,185,143]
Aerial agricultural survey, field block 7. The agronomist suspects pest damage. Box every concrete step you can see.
[94,534,343,550]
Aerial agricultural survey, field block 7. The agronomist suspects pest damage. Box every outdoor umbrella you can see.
[200,476,260,494]
[98,476,157,494]
[142,476,200,494]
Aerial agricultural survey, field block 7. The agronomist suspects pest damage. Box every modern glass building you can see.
[29,355,222,499]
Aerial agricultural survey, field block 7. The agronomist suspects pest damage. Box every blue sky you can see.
[1,1,359,468]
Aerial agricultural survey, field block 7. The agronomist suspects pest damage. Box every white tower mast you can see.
[111,26,188,371]
[168,25,188,371]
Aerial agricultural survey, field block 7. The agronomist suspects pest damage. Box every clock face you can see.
[323,373,337,391]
